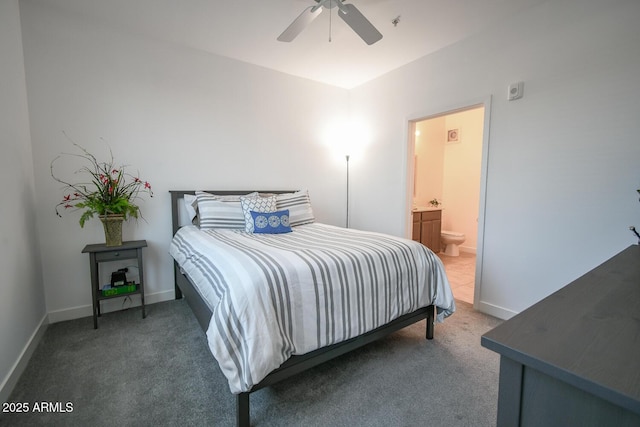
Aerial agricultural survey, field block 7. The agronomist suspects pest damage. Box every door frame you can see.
[405,96,492,307]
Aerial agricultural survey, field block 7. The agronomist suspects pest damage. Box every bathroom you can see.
[412,106,484,304]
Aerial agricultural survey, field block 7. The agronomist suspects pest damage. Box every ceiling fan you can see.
[278,0,383,45]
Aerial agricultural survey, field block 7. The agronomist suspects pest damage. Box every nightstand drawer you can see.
[94,248,138,262]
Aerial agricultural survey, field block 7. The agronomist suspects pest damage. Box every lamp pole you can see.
[345,154,350,228]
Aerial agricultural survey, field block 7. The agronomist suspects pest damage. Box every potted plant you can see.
[51,139,153,246]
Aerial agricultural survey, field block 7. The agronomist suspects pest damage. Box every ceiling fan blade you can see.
[338,3,382,45]
[277,5,323,42]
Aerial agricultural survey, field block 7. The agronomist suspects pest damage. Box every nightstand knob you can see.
[114,252,120,257]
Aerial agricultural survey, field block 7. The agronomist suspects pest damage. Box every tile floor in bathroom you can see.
[437,251,476,305]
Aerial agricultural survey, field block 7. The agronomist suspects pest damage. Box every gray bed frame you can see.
[170,190,436,427]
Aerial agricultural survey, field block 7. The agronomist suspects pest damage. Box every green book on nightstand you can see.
[101,283,137,297]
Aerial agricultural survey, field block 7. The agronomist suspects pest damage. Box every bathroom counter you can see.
[412,206,443,212]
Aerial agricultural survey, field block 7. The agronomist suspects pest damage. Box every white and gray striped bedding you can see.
[169,223,455,394]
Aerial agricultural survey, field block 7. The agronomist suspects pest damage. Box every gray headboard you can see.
[169,190,297,236]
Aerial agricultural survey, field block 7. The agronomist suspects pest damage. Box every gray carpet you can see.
[1,299,502,427]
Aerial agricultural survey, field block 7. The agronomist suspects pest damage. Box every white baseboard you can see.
[474,300,518,321]
[0,313,49,403]
[47,289,175,324]
[459,245,477,254]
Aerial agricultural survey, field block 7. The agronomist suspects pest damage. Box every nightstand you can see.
[82,240,147,329]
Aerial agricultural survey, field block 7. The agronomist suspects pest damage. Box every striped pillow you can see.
[275,190,315,227]
[195,191,257,229]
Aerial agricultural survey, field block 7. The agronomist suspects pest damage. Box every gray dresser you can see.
[482,245,640,426]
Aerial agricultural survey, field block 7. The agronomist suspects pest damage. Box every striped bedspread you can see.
[169,223,455,393]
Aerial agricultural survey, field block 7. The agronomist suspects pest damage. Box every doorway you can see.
[406,99,491,306]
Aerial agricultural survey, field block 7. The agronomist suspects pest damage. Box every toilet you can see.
[441,230,465,256]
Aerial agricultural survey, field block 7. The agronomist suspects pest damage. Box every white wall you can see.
[442,108,483,252]
[0,0,47,402]
[351,0,640,318]
[19,1,349,321]
[414,117,445,207]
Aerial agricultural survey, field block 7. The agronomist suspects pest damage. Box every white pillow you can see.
[184,194,198,223]
[196,191,257,229]
[240,194,277,232]
[275,190,315,227]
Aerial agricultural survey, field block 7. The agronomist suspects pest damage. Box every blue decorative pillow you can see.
[250,210,292,234]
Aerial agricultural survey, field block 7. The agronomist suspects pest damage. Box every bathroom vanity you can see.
[412,208,442,253]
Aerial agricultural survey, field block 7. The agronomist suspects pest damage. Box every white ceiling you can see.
[42,0,547,89]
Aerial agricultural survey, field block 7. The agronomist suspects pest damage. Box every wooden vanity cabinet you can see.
[412,210,441,253]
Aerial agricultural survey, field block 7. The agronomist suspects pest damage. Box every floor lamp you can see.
[345,154,350,228]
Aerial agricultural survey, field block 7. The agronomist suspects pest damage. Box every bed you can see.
[169,190,455,427]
